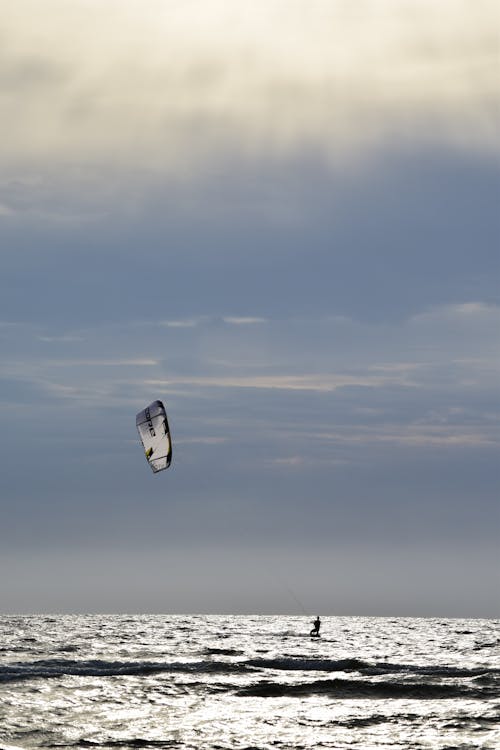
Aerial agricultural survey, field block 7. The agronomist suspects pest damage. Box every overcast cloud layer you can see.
[1,1,499,616]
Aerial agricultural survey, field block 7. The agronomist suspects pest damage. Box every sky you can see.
[1,0,499,616]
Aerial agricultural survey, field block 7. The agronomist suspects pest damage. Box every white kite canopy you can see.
[136,400,172,473]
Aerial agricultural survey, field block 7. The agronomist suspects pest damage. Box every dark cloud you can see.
[1,149,498,328]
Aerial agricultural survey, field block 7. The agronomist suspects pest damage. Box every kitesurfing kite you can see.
[136,400,172,473]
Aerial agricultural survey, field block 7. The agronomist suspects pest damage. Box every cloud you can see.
[159,319,200,329]
[2,302,498,413]
[50,358,160,367]
[177,436,228,446]
[0,3,497,617]
[156,316,267,329]
[222,317,266,326]
[270,456,305,467]
[411,301,500,324]
[1,0,497,201]
[144,370,417,393]
[312,425,497,449]
[37,334,85,343]
[408,303,500,368]
[1,302,497,484]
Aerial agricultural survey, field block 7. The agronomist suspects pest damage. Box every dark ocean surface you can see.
[0,615,498,749]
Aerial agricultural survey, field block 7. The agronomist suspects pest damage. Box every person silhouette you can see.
[310,616,321,637]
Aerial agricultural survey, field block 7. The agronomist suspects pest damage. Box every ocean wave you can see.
[44,741,184,749]
[299,712,419,729]
[3,654,498,690]
[203,647,244,656]
[248,657,370,672]
[474,639,500,651]
[362,662,500,678]
[0,658,250,683]
[247,656,500,680]
[237,677,497,700]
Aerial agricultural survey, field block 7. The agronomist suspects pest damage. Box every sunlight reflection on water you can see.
[0,614,498,749]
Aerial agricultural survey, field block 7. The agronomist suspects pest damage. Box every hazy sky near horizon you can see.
[1,0,499,616]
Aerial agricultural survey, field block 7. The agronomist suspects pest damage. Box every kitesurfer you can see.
[310,616,321,637]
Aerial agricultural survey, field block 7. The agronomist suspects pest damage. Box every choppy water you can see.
[0,615,498,749]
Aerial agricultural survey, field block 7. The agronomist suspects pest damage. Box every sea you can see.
[0,614,498,750]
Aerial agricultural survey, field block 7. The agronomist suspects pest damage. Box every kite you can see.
[136,400,172,473]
